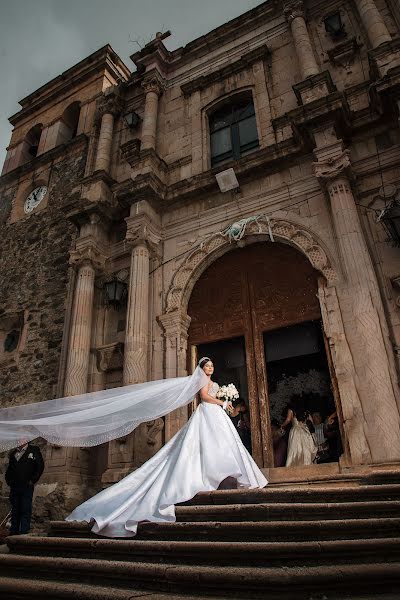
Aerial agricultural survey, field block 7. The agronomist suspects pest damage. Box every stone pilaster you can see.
[159,311,192,441]
[314,139,400,464]
[94,91,123,173]
[102,206,161,486]
[141,72,164,151]
[283,0,319,80]
[354,0,392,49]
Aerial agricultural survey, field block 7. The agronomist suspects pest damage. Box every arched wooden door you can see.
[187,241,332,467]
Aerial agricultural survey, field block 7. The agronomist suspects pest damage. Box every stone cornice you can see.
[171,1,279,68]
[181,45,271,97]
[9,46,130,126]
[0,134,88,190]
[113,139,302,208]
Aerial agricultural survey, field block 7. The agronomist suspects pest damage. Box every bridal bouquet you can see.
[217,384,239,413]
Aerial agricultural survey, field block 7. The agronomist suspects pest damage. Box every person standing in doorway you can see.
[5,440,44,535]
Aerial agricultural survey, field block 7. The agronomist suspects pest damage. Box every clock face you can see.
[24,186,47,214]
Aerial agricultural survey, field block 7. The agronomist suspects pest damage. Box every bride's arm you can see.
[199,385,228,408]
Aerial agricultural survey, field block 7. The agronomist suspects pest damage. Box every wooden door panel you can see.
[187,242,322,467]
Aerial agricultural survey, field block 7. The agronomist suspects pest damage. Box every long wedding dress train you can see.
[67,382,268,537]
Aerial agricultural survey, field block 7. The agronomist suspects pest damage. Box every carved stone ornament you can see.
[391,275,400,308]
[142,72,164,96]
[69,243,107,272]
[313,149,351,181]
[146,418,165,446]
[96,92,124,119]
[165,217,338,313]
[327,38,361,71]
[96,342,124,372]
[125,217,161,255]
[120,139,141,166]
[283,0,305,23]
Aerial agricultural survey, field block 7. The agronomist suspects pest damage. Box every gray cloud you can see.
[0,0,263,167]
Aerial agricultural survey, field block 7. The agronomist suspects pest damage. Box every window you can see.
[4,330,20,353]
[25,124,43,159]
[61,102,81,141]
[209,97,259,167]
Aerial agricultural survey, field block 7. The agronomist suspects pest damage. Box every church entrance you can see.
[187,241,343,469]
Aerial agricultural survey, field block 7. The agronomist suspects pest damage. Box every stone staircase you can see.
[1,477,400,599]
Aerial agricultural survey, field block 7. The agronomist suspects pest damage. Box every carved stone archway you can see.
[160,217,342,443]
[165,217,339,315]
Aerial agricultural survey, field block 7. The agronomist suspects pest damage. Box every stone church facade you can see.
[1,0,400,514]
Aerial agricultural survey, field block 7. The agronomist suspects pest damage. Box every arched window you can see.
[25,124,43,158]
[209,95,259,167]
[61,101,81,141]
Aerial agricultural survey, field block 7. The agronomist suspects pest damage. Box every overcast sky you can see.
[0,0,265,167]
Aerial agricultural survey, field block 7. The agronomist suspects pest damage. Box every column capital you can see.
[96,91,124,119]
[125,215,161,255]
[283,0,305,23]
[158,311,191,340]
[313,142,352,183]
[142,71,165,96]
[69,240,107,273]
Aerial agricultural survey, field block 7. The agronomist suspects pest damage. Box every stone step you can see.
[0,576,220,600]
[0,554,399,598]
[182,483,400,505]
[7,535,400,567]
[48,500,400,539]
[133,517,400,542]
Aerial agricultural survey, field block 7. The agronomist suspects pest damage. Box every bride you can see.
[66,357,267,537]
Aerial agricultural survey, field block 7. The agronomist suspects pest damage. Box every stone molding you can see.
[391,275,400,308]
[96,342,124,372]
[283,0,305,24]
[181,45,271,97]
[328,38,362,71]
[292,71,337,106]
[120,138,141,166]
[165,218,338,313]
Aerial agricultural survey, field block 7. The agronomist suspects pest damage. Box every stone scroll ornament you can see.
[165,214,337,313]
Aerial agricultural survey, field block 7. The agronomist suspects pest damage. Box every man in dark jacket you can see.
[5,441,44,535]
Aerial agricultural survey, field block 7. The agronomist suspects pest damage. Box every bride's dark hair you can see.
[198,357,212,369]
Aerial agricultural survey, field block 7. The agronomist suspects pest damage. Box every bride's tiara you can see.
[198,357,211,367]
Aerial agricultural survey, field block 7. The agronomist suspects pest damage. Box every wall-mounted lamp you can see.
[103,279,128,309]
[124,112,141,129]
[324,12,346,39]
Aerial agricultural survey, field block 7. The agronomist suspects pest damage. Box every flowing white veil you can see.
[0,365,209,451]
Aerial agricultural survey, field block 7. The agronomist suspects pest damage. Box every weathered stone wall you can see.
[0,152,86,496]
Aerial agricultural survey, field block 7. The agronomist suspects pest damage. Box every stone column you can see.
[94,91,123,173]
[159,311,192,441]
[64,260,96,395]
[354,0,392,49]
[314,140,400,464]
[284,0,319,80]
[102,208,161,485]
[141,74,164,151]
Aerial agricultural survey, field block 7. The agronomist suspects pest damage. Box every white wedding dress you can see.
[67,381,268,537]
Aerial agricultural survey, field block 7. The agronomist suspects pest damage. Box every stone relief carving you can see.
[96,342,124,372]
[283,0,304,23]
[96,92,124,120]
[313,149,351,181]
[146,418,165,446]
[142,72,165,96]
[165,218,338,313]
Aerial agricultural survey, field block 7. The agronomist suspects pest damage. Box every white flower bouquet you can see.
[216,383,239,411]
